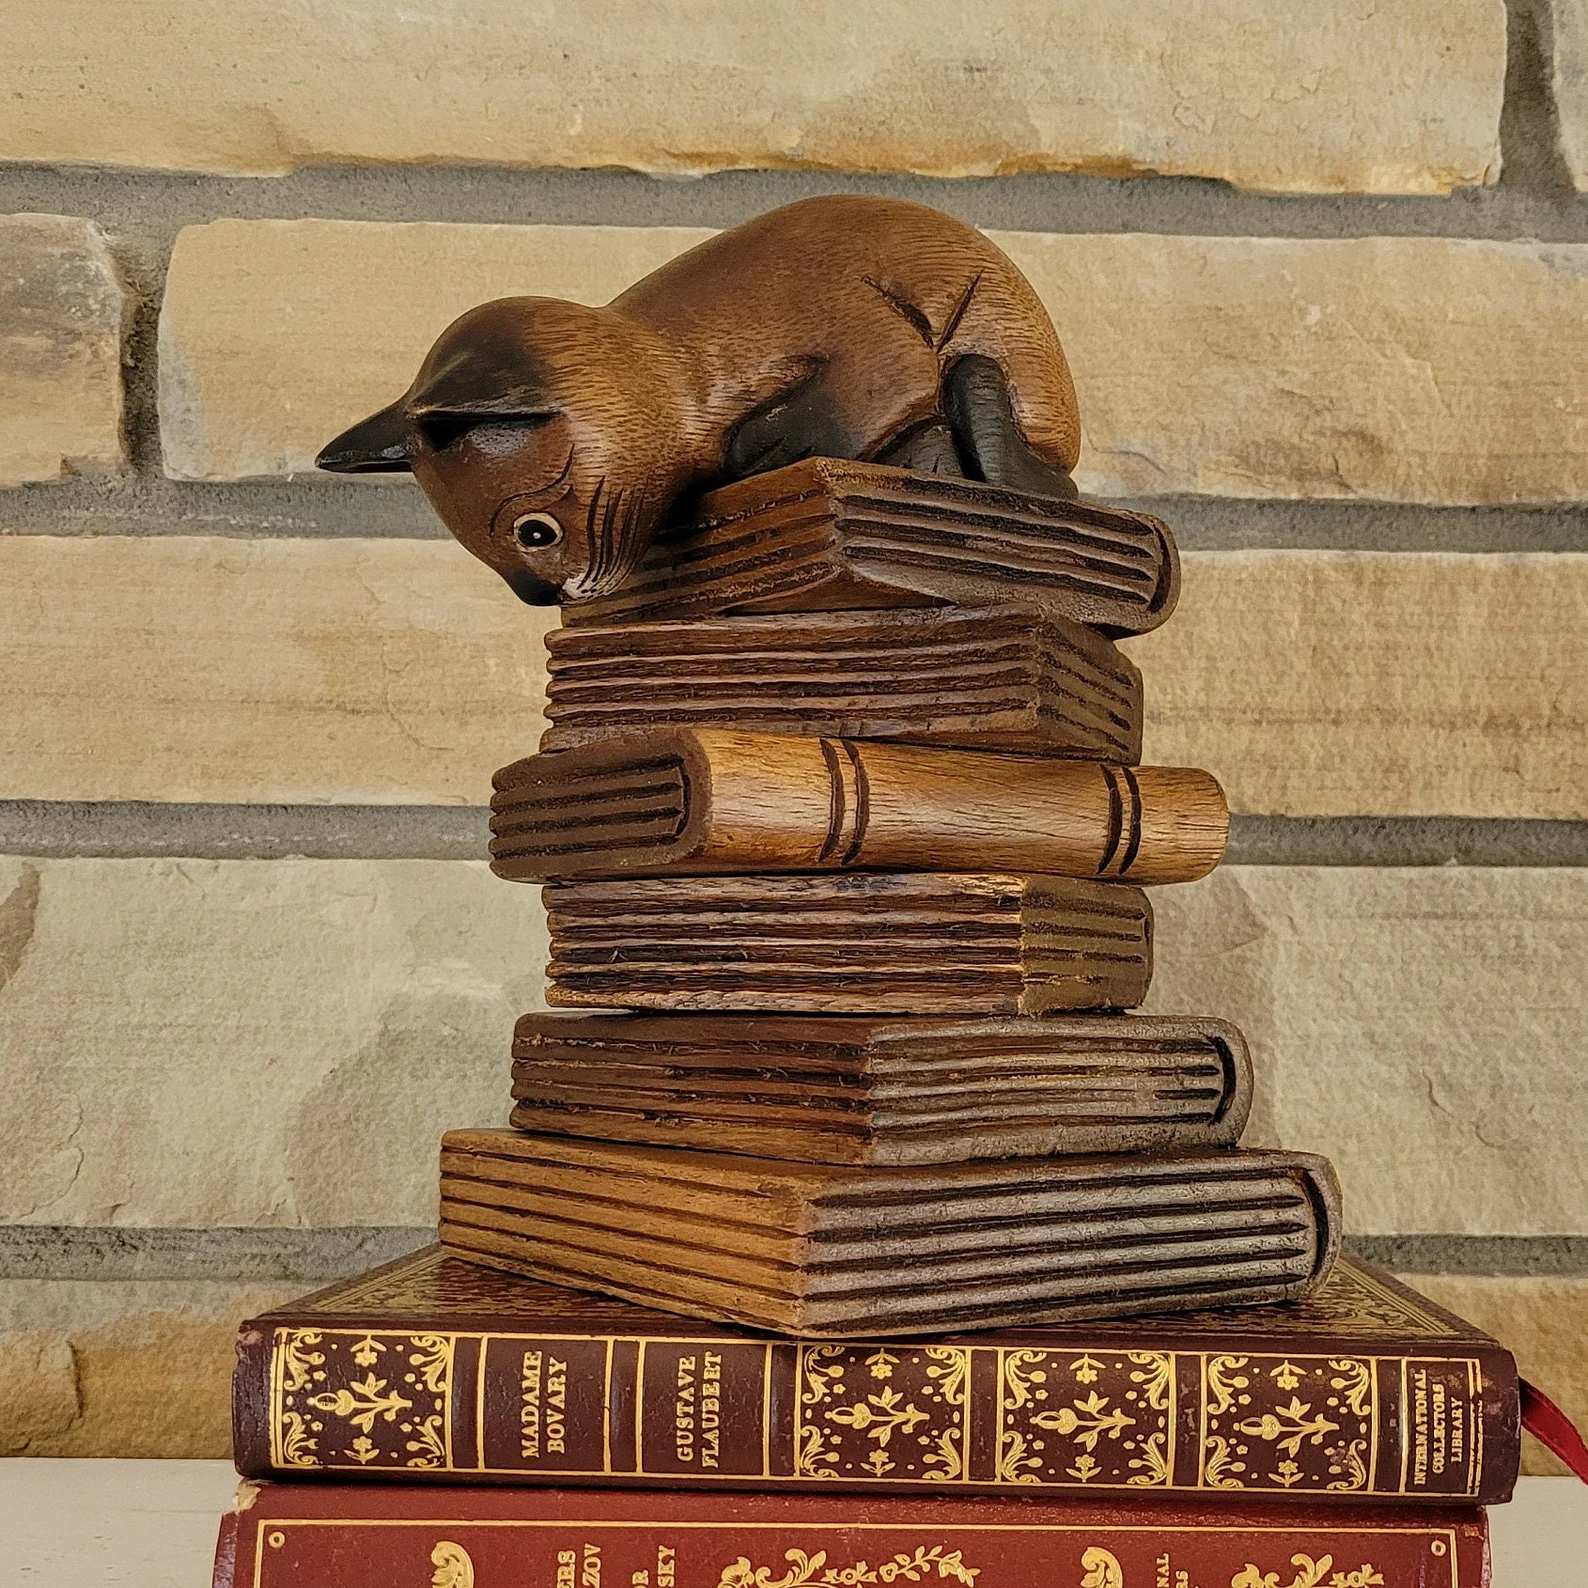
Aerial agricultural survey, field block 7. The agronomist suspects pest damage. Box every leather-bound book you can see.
[508,1011,1252,1163]
[438,1129,1340,1336]
[233,1245,1519,1506]
[563,456,1181,636]
[213,1484,1492,1588]
[491,731,1227,884]
[540,604,1143,760]
[543,872,1152,1014]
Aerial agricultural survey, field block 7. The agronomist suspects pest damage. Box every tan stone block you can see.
[0,1331,79,1453]
[158,220,710,481]
[159,223,1588,505]
[1002,233,1588,504]
[1126,550,1588,820]
[1147,868,1588,1236]
[1405,1275,1588,1476]
[0,857,545,1227]
[0,857,1584,1235]
[1553,0,1588,189]
[0,1279,293,1457]
[7,538,1587,818]
[0,213,128,486]
[0,535,557,805]
[0,2,1504,192]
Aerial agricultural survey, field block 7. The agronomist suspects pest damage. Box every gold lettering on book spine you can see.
[270,1328,455,1472]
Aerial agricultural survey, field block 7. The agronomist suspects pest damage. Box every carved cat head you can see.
[318,298,694,605]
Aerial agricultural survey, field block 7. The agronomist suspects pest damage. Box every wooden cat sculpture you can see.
[318,195,1081,606]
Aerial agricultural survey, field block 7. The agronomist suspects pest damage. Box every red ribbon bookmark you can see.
[1522,1379,1588,1485]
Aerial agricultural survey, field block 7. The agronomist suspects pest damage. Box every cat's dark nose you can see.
[506,568,563,606]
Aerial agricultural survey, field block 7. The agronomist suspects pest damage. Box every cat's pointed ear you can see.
[406,338,560,425]
[317,401,412,473]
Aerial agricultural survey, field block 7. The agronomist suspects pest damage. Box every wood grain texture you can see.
[508,1011,1252,1164]
[565,457,1179,635]
[544,872,1153,1014]
[438,1128,1341,1335]
[318,200,1084,610]
[541,604,1142,760]
[491,730,1224,884]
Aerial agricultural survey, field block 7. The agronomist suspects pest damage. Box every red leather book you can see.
[212,1482,1490,1588]
[234,1247,1519,1508]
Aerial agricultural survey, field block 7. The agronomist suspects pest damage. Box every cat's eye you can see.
[513,513,564,550]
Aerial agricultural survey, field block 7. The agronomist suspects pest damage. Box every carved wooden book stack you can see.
[430,460,1342,1333]
[312,197,1340,1335]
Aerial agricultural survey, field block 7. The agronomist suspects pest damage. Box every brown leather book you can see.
[214,1484,1493,1586]
[540,603,1142,760]
[508,1011,1252,1163]
[563,457,1181,636]
[232,1244,1519,1507]
[213,1484,1493,1588]
[491,730,1227,884]
[544,872,1152,1014]
[438,1129,1340,1337]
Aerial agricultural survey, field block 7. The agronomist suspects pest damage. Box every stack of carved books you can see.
[214,464,1512,1585]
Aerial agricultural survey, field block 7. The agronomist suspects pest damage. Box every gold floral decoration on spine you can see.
[1203,1434,1248,1489]
[795,1416,841,1479]
[1081,1549,1124,1588]
[717,1545,979,1586]
[922,1347,970,1407]
[306,1372,413,1431]
[802,1346,848,1407]
[1206,1355,1251,1417]
[271,1329,327,1469]
[1001,1350,1047,1411]
[406,1414,448,1469]
[278,1330,325,1394]
[1328,1359,1372,1419]
[1127,1430,1170,1486]
[430,1542,475,1588]
[410,1334,454,1396]
[921,1426,965,1483]
[1230,1555,1384,1588]
[1127,1352,1172,1411]
[1326,1439,1370,1493]
[276,1410,317,1469]
[995,1427,1043,1485]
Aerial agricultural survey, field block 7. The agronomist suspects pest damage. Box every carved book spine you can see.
[540,604,1143,760]
[563,455,1182,635]
[214,1485,1491,1588]
[508,1012,1253,1164]
[544,872,1152,1014]
[491,730,1227,884]
[437,1130,1340,1335]
[232,1248,1520,1504]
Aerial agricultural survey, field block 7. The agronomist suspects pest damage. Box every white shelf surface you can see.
[1,1461,1583,1585]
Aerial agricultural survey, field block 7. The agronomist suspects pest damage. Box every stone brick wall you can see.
[2,0,1587,1470]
